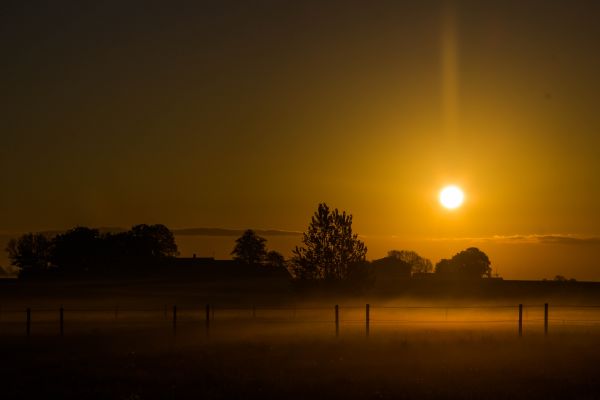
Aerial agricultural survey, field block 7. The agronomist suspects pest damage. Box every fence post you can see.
[366,304,370,337]
[59,306,64,336]
[335,305,339,337]
[544,303,548,336]
[26,308,31,337]
[205,304,210,337]
[518,304,523,337]
[172,305,177,333]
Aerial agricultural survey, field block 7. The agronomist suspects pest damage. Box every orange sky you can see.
[1,1,600,279]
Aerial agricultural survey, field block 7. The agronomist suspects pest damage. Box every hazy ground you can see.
[2,280,600,399]
[3,328,600,399]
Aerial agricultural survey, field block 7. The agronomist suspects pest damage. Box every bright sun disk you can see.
[439,185,464,209]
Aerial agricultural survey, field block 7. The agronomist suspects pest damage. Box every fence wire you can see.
[2,304,600,336]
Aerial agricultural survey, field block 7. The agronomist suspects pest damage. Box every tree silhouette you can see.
[101,232,133,267]
[372,255,411,279]
[387,250,433,274]
[6,224,179,278]
[553,275,576,282]
[51,227,102,274]
[6,233,52,277]
[291,203,367,281]
[231,229,267,265]
[265,250,286,268]
[434,258,453,276]
[435,247,492,278]
[129,224,179,259]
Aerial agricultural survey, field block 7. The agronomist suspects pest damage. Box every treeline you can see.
[232,203,494,285]
[6,224,177,278]
[6,203,495,282]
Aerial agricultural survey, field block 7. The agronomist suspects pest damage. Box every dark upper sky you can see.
[2,0,600,277]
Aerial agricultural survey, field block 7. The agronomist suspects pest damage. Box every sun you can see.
[439,185,464,209]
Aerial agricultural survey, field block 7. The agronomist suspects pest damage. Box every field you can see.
[2,279,600,399]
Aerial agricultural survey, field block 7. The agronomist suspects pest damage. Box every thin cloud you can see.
[172,228,302,237]
[0,227,302,239]
[427,234,600,245]
[535,235,600,245]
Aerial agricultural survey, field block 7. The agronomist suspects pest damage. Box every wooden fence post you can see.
[26,308,31,337]
[205,304,210,337]
[59,306,64,336]
[366,304,370,337]
[518,304,523,337]
[172,305,177,333]
[544,303,548,336]
[335,305,339,337]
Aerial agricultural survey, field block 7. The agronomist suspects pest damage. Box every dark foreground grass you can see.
[2,279,600,399]
[2,328,600,400]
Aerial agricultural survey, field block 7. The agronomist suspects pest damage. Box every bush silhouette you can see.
[387,250,433,274]
[435,247,491,278]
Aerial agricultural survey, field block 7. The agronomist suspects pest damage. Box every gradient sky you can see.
[2,1,600,279]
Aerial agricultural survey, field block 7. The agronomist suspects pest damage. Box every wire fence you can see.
[2,303,600,337]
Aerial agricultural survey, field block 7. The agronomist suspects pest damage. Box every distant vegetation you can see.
[387,250,433,274]
[5,204,498,284]
[434,247,492,279]
[230,229,285,268]
[290,203,367,281]
[545,275,577,282]
[6,224,178,278]
[283,203,495,284]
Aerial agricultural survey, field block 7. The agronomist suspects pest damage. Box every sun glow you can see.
[439,185,464,209]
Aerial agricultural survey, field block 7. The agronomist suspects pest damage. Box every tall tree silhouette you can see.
[231,229,267,265]
[6,233,52,277]
[291,203,367,280]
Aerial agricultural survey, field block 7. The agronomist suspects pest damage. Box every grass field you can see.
[2,280,600,399]
[3,328,600,399]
